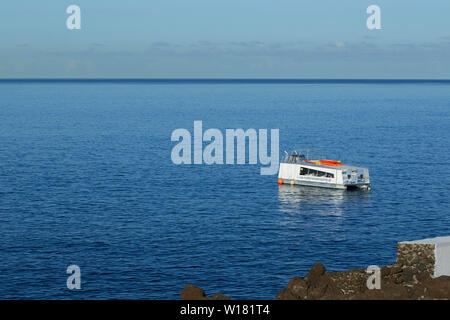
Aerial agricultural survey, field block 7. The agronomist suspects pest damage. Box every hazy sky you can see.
[1,0,450,78]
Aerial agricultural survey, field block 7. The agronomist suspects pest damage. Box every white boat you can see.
[278,149,371,190]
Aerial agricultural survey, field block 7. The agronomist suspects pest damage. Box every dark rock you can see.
[352,289,385,300]
[390,264,402,274]
[424,276,450,299]
[275,289,297,300]
[409,283,427,299]
[181,284,208,300]
[381,266,391,277]
[305,263,326,285]
[287,277,308,299]
[416,271,432,283]
[312,274,342,299]
[307,280,328,299]
[402,268,415,283]
[435,275,450,282]
[393,273,404,284]
[210,293,231,300]
[383,284,410,300]
[417,263,427,273]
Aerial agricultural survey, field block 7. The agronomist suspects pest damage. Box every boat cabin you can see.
[278,149,370,190]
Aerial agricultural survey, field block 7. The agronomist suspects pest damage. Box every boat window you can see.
[300,167,334,178]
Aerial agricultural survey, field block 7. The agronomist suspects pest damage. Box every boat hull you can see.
[279,178,347,189]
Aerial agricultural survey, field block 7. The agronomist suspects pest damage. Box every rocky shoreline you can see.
[181,284,231,300]
[181,239,450,300]
[275,262,450,300]
[181,262,450,300]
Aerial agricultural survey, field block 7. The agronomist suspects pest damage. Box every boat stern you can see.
[341,167,370,189]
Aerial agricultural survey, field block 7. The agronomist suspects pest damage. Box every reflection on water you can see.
[278,184,371,217]
[276,184,375,273]
[277,185,372,236]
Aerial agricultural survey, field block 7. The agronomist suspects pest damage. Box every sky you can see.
[1,0,450,78]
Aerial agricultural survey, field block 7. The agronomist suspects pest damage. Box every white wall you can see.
[435,241,450,277]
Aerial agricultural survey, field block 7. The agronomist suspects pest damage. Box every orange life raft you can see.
[304,160,342,166]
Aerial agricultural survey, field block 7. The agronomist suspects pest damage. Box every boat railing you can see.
[282,148,324,164]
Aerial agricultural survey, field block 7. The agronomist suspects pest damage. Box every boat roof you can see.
[283,149,368,171]
[299,161,367,171]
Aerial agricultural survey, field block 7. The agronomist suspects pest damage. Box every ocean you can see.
[0,80,449,299]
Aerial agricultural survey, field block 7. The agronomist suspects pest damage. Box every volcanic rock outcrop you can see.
[181,284,231,300]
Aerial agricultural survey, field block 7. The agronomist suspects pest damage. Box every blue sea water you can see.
[0,80,449,299]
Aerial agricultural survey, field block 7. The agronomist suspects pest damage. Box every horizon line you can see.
[1,78,450,84]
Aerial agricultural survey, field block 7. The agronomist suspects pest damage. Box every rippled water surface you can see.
[0,81,449,299]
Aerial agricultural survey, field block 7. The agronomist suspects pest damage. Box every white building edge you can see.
[399,236,450,278]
